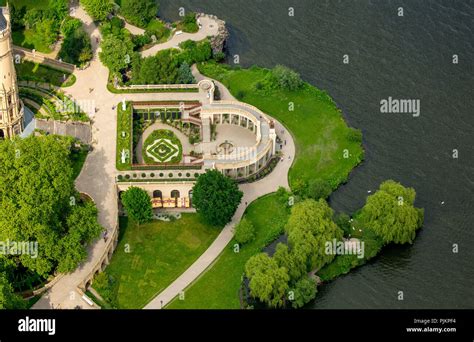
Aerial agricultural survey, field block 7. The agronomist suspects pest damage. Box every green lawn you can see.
[198,62,364,189]
[168,193,289,309]
[94,214,221,309]
[15,61,76,87]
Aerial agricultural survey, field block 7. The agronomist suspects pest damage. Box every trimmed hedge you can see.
[142,129,183,165]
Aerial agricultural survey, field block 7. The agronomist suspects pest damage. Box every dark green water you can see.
[159,0,474,308]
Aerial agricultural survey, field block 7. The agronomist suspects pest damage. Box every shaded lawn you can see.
[168,193,289,309]
[96,214,221,309]
[15,61,76,87]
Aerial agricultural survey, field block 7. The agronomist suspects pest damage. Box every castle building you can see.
[0,6,24,139]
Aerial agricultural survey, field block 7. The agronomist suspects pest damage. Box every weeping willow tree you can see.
[360,180,424,245]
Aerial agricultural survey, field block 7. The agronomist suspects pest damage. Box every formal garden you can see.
[142,130,182,164]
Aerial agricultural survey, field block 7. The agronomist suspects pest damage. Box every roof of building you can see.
[0,8,7,32]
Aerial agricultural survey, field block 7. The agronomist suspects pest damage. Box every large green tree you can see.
[286,199,343,272]
[245,253,290,308]
[0,135,102,278]
[120,0,157,28]
[121,187,153,225]
[99,34,134,73]
[192,170,243,226]
[81,0,114,21]
[59,18,93,66]
[360,180,424,244]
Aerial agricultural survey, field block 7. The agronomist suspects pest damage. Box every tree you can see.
[306,179,332,200]
[192,170,243,226]
[59,21,93,66]
[121,187,153,225]
[177,62,195,84]
[120,0,157,28]
[0,272,25,309]
[360,180,424,245]
[245,253,289,308]
[286,199,343,272]
[271,65,303,91]
[81,0,114,21]
[34,18,57,48]
[99,34,134,73]
[49,0,69,20]
[289,276,317,309]
[0,135,101,277]
[234,218,255,245]
[273,243,306,282]
[56,201,102,272]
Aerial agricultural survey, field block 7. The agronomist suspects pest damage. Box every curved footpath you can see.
[33,5,295,309]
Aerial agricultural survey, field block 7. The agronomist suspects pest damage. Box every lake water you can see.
[159,0,474,308]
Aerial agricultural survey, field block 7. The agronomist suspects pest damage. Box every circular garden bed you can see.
[143,129,183,164]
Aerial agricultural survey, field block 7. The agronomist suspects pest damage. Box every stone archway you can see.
[153,190,162,199]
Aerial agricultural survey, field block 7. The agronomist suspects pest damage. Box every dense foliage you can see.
[234,218,255,245]
[59,17,93,66]
[192,170,243,226]
[10,0,69,52]
[120,0,157,28]
[81,0,114,21]
[121,187,153,224]
[0,135,102,307]
[360,180,424,244]
[176,12,199,33]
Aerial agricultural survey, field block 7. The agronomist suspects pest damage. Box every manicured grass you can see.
[94,215,220,309]
[142,129,183,164]
[198,62,364,189]
[168,193,289,309]
[15,61,76,87]
[12,29,53,54]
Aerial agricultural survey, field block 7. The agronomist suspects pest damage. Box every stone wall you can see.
[35,119,92,144]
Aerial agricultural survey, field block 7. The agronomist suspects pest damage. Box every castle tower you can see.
[0,6,24,139]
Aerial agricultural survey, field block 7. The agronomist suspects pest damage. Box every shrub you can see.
[271,65,303,91]
[234,218,256,245]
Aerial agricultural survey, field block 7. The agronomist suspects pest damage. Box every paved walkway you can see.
[141,16,219,57]
[32,4,296,310]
